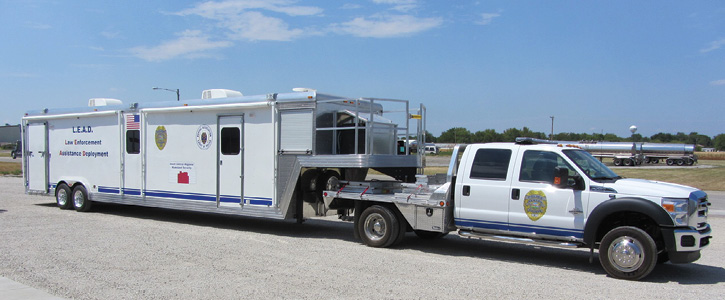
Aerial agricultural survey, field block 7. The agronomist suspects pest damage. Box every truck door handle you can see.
[512,188,520,200]
[462,185,470,196]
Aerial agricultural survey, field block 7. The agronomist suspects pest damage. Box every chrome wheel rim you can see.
[608,236,645,272]
[73,190,84,208]
[364,213,386,241]
[57,188,68,206]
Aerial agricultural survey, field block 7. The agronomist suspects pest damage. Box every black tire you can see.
[666,159,674,166]
[652,159,659,164]
[623,159,633,166]
[414,230,449,239]
[317,170,341,193]
[676,159,684,166]
[300,169,321,203]
[599,226,657,280]
[72,185,92,212]
[357,205,400,248]
[11,151,16,159]
[613,159,622,166]
[55,183,72,209]
[687,159,694,166]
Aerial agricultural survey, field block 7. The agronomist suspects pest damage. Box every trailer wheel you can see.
[599,226,657,280]
[644,157,650,164]
[317,170,341,193]
[666,159,674,166]
[613,159,622,166]
[623,159,633,166]
[687,159,694,166]
[72,185,92,212]
[358,205,400,248]
[300,169,322,203]
[676,159,684,166]
[55,183,72,210]
[652,159,659,164]
[414,230,448,239]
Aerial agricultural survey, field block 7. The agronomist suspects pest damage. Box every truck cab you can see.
[452,139,711,280]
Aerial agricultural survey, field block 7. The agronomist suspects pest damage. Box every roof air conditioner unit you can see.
[88,98,123,107]
[201,89,243,99]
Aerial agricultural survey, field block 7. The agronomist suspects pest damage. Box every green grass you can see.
[0,162,21,175]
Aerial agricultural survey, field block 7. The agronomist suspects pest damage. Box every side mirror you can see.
[553,167,569,189]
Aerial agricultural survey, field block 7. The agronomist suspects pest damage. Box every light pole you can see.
[153,87,180,101]
[549,116,554,141]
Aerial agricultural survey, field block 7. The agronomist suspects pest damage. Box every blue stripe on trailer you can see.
[96,187,268,205]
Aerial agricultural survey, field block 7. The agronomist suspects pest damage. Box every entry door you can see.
[455,146,518,232]
[217,116,244,207]
[26,122,48,192]
[123,113,142,197]
[508,149,587,239]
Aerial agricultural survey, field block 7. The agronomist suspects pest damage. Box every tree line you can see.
[426,127,725,151]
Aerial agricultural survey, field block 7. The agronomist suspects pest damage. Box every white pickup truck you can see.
[324,138,712,280]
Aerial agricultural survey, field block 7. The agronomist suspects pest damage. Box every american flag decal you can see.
[126,114,140,129]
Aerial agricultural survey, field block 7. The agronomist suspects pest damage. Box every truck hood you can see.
[597,178,699,199]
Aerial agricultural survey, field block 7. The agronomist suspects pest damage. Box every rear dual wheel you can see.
[357,205,406,248]
[72,185,92,212]
[55,183,72,209]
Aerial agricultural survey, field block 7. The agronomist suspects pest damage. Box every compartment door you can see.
[26,122,48,192]
[217,116,244,207]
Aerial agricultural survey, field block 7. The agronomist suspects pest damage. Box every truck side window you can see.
[520,150,576,184]
[469,149,512,180]
[126,130,140,154]
[221,127,240,155]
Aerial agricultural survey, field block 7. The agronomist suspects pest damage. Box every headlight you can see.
[661,198,689,226]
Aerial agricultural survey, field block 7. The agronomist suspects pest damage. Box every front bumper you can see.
[661,224,712,264]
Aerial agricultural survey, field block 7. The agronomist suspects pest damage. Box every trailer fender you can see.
[583,197,673,247]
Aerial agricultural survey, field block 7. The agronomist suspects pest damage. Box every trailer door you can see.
[26,122,48,192]
[217,116,244,207]
[123,114,142,197]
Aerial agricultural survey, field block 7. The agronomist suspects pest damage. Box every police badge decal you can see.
[196,124,212,150]
[155,126,167,150]
[523,190,547,221]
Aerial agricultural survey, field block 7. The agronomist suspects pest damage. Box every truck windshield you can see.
[563,149,621,182]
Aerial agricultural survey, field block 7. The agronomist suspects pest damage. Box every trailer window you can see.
[470,149,512,180]
[126,130,140,154]
[221,127,240,155]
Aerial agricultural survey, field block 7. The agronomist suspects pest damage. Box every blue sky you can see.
[1,0,724,138]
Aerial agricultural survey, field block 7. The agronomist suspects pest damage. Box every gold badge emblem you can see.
[524,190,547,221]
[155,126,167,150]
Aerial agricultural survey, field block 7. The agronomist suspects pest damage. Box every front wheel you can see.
[357,205,400,248]
[599,226,657,280]
[72,185,92,212]
[11,151,16,159]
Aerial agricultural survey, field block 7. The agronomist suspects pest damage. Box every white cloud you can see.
[101,31,121,39]
[332,14,442,38]
[476,13,500,25]
[701,38,725,53]
[710,79,725,86]
[129,30,232,62]
[341,3,362,10]
[25,22,51,30]
[373,0,417,12]
[175,0,322,42]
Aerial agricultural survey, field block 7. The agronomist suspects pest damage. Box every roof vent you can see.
[201,89,243,99]
[88,98,123,107]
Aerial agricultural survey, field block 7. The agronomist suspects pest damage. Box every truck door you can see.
[508,149,587,240]
[217,116,243,207]
[455,146,518,231]
[123,114,142,197]
[25,122,48,192]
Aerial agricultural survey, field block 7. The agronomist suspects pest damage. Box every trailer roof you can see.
[23,91,394,119]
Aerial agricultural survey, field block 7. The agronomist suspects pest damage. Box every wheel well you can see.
[596,211,664,251]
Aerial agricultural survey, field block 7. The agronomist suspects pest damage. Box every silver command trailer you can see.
[22,89,425,221]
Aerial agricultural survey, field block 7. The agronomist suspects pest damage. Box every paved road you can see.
[1,176,724,299]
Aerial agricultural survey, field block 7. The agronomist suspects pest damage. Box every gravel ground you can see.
[1,176,724,299]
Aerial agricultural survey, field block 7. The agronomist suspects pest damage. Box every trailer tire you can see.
[614,159,622,166]
[414,230,448,239]
[55,183,72,210]
[624,159,633,166]
[687,159,694,166]
[652,159,659,164]
[599,226,657,281]
[676,159,684,166]
[72,185,92,212]
[300,169,321,203]
[317,170,341,193]
[666,159,674,166]
[358,205,400,248]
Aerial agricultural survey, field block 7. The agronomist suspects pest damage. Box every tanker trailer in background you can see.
[562,141,697,166]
